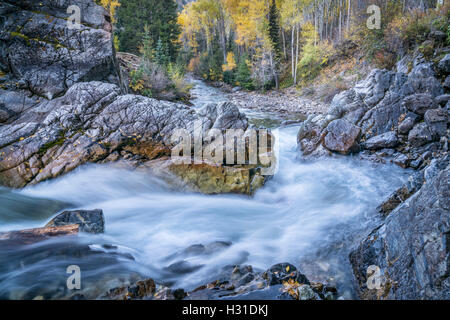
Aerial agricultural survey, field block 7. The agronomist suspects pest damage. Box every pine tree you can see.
[268,0,281,89]
[235,55,253,90]
[155,38,170,66]
[140,25,154,61]
[268,0,282,59]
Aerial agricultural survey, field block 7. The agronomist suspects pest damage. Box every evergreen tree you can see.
[235,55,253,90]
[155,38,170,66]
[116,0,180,60]
[268,0,282,59]
[268,0,281,89]
[140,24,154,61]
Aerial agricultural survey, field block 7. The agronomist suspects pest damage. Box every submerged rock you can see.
[46,209,105,234]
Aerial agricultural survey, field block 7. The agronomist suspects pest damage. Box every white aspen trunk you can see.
[347,0,351,33]
[291,27,295,80]
[294,23,300,85]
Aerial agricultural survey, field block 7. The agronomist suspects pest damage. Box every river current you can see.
[0,81,410,299]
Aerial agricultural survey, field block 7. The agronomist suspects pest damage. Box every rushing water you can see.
[0,81,411,300]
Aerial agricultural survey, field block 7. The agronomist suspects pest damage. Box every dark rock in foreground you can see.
[102,262,338,300]
[46,209,105,234]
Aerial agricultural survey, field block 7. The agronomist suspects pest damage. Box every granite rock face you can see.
[0,0,122,100]
[0,81,267,194]
[350,156,449,300]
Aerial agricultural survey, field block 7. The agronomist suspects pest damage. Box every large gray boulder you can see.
[0,0,121,99]
[0,81,265,194]
[350,157,449,300]
[323,119,361,154]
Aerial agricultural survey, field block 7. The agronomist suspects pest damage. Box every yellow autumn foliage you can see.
[222,52,237,72]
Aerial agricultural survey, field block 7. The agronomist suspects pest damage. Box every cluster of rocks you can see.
[103,262,338,301]
[297,54,449,170]
[295,51,450,299]
[0,0,270,195]
[227,86,328,118]
[295,49,449,299]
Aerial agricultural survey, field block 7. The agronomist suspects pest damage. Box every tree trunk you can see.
[291,27,295,80]
[294,24,300,85]
[347,0,351,33]
[270,51,279,90]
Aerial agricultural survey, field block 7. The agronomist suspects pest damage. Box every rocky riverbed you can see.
[0,0,448,301]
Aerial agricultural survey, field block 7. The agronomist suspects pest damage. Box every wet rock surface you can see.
[0,224,79,245]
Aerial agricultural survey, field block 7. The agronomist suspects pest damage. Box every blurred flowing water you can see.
[0,81,411,299]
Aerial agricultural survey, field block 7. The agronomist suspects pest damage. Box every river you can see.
[0,80,411,300]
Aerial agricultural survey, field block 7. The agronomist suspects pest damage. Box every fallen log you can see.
[0,224,79,245]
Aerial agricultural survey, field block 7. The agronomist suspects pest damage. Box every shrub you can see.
[297,41,334,84]
[129,61,171,98]
[167,63,193,98]
[385,9,432,55]
[296,23,334,84]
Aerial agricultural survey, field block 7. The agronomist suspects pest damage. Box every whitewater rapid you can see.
[0,81,411,299]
